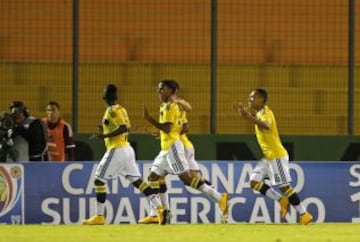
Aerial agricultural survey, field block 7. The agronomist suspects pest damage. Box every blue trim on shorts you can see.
[99,149,115,178]
[276,158,286,183]
[171,144,184,172]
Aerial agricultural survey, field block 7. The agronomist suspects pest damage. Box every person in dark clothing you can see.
[9,101,48,162]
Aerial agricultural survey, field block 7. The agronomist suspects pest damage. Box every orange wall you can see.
[0,0,73,61]
[1,0,358,64]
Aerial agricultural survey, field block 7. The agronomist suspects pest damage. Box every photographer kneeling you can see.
[7,101,48,162]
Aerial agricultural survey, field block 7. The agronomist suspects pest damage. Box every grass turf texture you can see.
[0,223,359,242]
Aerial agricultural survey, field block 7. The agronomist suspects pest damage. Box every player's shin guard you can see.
[95,184,106,215]
[138,181,152,195]
[159,180,169,209]
[136,181,161,221]
[254,181,281,201]
[284,187,306,214]
[147,181,162,209]
[253,181,268,194]
[284,187,299,205]
[190,177,202,189]
[95,185,106,202]
[193,177,222,202]
[159,180,167,193]
[149,181,160,193]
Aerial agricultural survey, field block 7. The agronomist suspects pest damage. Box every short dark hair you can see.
[103,84,118,101]
[255,88,268,103]
[161,80,179,94]
[48,101,60,109]
[10,101,29,117]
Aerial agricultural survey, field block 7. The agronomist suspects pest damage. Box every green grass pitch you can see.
[0,223,359,242]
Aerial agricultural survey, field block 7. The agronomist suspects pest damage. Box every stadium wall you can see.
[1,162,359,224]
[1,63,360,135]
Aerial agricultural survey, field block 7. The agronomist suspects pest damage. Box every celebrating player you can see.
[82,84,165,225]
[233,88,313,225]
[142,80,229,224]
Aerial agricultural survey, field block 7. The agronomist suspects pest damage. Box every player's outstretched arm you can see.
[171,95,192,112]
[233,102,270,130]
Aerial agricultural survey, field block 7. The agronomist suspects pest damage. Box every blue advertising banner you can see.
[0,164,24,224]
[0,161,360,224]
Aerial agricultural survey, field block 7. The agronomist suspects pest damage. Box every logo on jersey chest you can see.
[103,118,110,125]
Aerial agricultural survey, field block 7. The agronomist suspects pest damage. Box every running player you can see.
[233,88,313,225]
[82,84,165,225]
[142,80,228,224]
[138,94,217,223]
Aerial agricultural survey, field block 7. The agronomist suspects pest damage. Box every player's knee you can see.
[148,172,159,182]
[159,176,166,182]
[250,180,259,190]
[131,178,143,188]
[190,170,201,178]
[178,172,193,186]
[279,184,291,193]
[94,178,105,186]
[179,176,190,186]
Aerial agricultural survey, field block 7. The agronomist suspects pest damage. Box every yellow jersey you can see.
[255,105,288,160]
[159,102,182,150]
[102,104,130,150]
[179,110,193,149]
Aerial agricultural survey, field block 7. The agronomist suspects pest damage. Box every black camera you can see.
[0,112,17,162]
[0,112,16,132]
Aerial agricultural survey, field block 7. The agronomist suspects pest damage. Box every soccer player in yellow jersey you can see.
[143,80,228,224]
[82,84,165,225]
[233,88,313,225]
[174,95,213,187]
[139,93,224,224]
